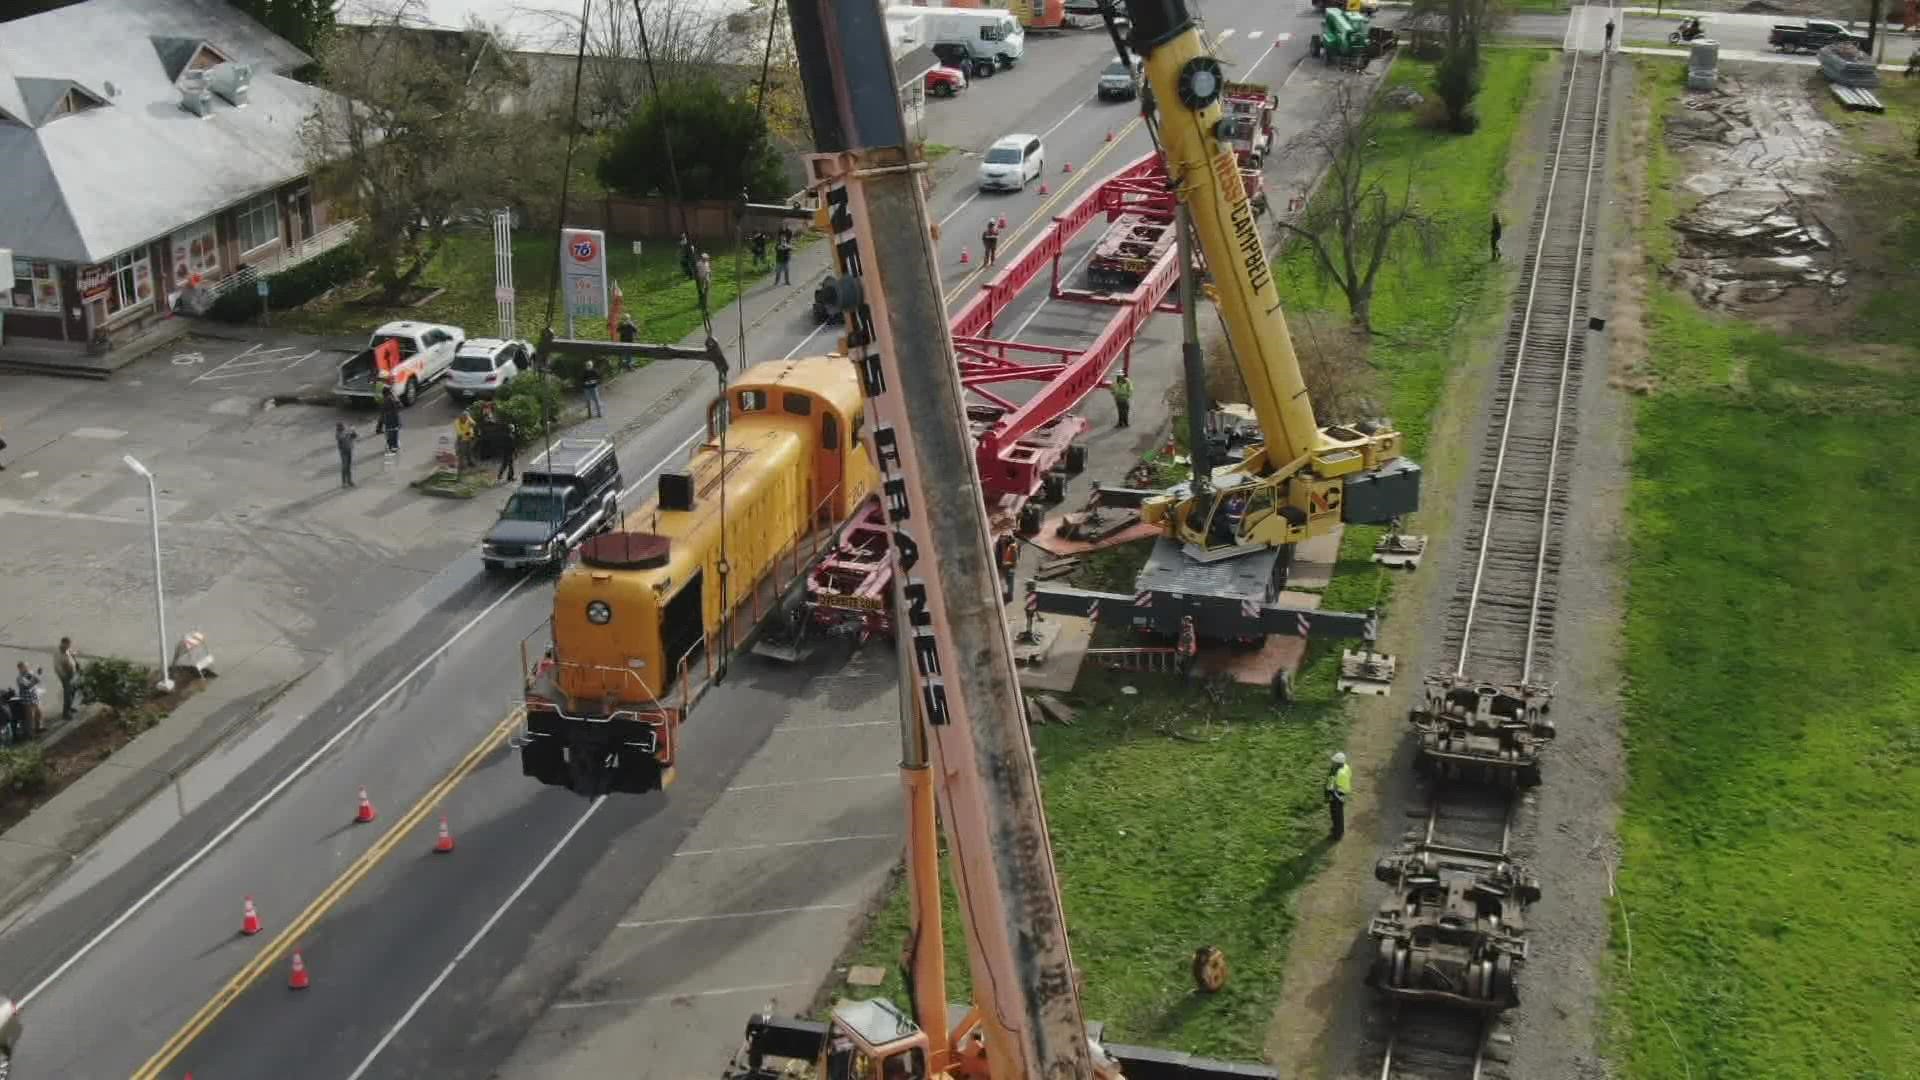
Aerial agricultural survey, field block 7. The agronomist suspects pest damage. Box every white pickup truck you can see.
[333,320,467,406]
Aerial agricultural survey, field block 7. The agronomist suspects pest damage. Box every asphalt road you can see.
[0,7,1316,1078]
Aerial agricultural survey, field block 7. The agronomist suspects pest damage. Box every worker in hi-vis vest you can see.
[1326,751,1353,841]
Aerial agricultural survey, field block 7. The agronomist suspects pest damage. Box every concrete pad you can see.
[626,837,894,924]
[723,723,895,792]
[1016,615,1093,693]
[1288,526,1344,590]
[678,772,902,855]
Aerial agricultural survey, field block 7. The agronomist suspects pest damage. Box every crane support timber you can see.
[789,0,1092,1070]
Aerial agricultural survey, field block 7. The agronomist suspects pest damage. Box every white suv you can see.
[446,338,530,401]
[978,134,1044,192]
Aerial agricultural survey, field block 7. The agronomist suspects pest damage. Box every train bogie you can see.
[1409,675,1555,787]
[1367,843,1538,1012]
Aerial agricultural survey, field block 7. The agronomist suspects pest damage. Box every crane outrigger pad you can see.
[1372,528,1428,569]
[1338,648,1398,695]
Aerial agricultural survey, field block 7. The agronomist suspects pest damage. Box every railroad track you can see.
[1374,30,1615,1080]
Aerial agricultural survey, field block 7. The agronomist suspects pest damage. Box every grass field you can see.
[274,231,772,346]
[1606,63,1920,1079]
[832,51,1548,1059]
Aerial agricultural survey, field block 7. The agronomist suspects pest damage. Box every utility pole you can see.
[783,0,1094,1074]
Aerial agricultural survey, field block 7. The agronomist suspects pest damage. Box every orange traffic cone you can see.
[288,949,311,990]
[433,815,455,854]
[1039,182,1050,195]
[1106,128,1115,142]
[998,214,1008,230]
[1063,161,1073,174]
[960,247,971,265]
[241,895,263,936]
[355,786,376,824]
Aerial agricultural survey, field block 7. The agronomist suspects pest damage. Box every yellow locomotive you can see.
[520,354,879,796]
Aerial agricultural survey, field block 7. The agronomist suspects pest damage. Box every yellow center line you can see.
[131,708,525,1080]
[941,114,1148,308]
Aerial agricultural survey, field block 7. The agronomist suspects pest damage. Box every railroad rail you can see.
[1373,29,1615,1078]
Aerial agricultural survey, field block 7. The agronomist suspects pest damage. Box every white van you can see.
[918,6,1025,76]
[978,133,1045,192]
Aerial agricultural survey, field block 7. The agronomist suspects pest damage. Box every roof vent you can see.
[179,69,212,117]
[659,472,696,513]
[580,532,672,571]
[207,62,252,107]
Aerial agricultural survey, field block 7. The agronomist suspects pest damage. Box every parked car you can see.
[333,320,466,406]
[480,437,624,573]
[925,65,967,97]
[447,338,531,401]
[1098,56,1144,100]
[978,133,1045,192]
[1768,19,1865,52]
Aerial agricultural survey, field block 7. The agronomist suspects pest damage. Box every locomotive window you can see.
[821,412,840,451]
[783,392,813,416]
[738,389,768,412]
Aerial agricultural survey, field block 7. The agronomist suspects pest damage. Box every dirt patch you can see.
[0,672,203,834]
[1660,68,1856,325]
[1609,67,1659,397]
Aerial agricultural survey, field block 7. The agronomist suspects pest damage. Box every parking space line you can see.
[771,720,893,731]
[675,834,897,858]
[1248,30,1264,40]
[552,981,808,1010]
[618,904,855,929]
[191,344,310,384]
[725,773,894,793]
[1217,28,1237,41]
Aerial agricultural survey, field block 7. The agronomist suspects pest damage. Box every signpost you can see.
[560,228,609,339]
[257,276,270,327]
[494,210,516,340]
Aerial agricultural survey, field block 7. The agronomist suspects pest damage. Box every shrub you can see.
[494,372,566,447]
[0,745,49,794]
[78,657,156,711]
[204,245,368,323]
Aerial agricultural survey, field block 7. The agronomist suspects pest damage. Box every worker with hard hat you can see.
[1326,751,1353,840]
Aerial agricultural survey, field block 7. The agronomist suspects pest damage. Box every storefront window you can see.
[171,218,220,283]
[4,258,61,313]
[235,192,280,253]
[80,249,154,322]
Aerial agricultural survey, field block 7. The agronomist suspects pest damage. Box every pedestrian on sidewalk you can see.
[486,405,517,481]
[15,661,44,738]
[1489,212,1503,262]
[982,221,999,265]
[582,359,605,418]
[1112,373,1133,428]
[335,421,359,487]
[1605,18,1615,50]
[774,232,794,285]
[694,251,713,307]
[678,233,696,280]
[454,409,477,470]
[995,533,1019,603]
[55,637,81,722]
[374,387,401,454]
[1326,750,1353,840]
[750,231,769,269]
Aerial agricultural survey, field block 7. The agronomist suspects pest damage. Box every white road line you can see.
[17,572,536,1007]
[939,190,982,228]
[675,833,898,858]
[344,797,608,1080]
[618,903,854,929]
[552,981,807,1010]
[619,427,707,502]
[780,318,831,361]
[1248,29,1263,40]
[191,344,286,384]
[1217,28,1237,40]
[725,772,895,792]
[771,720,894,731]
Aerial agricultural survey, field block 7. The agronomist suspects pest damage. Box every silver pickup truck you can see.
[333,320,466,406]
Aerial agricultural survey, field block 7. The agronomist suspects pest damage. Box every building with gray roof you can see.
[0,0,349,346]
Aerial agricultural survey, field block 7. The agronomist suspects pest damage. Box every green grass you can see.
[1607,61,1920,1080]
[832,51,1549,1059]
[274,232,769,345]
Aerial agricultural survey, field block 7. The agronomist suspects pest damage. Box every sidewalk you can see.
[0,241,840,930]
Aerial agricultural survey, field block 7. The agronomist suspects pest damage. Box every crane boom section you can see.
[1131,7,1319,464]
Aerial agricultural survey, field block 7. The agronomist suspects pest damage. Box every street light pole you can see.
[122,455,175,693]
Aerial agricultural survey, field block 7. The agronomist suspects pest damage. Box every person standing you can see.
[15,662,44,738]
[55,637,80,722]
[981,221,999,265]
[375,387,401,454]
[1112,373,1133,428]
[617,312,639,344]
[774,232,794,286]
[582,359,605,419]
[1604,17,1616,50]
[678,233,696,280]
[454,410,477,471]
[335,421,359,487]
[488,406,517,481]
[995,533,1019,603]
[694,251,713,306]
[750,231,769,269]
[1326,751,1353,840]
[1176,615,1198,679]
[1489,212,1503,262]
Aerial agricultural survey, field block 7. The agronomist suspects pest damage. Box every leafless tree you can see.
[1274,83,1438,332]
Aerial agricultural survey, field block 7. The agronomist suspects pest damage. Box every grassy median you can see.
[833,51,1548,1059]
[1606,65,1920,1078]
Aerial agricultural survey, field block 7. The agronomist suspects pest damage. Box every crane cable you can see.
[629,0,785,678]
